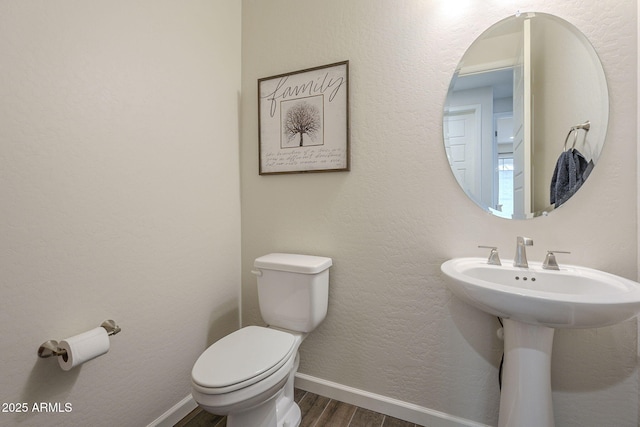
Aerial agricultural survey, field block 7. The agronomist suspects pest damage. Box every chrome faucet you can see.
[514,236,533,268]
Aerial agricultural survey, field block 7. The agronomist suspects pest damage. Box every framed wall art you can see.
[258,61,349,175]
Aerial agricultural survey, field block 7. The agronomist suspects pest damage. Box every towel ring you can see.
[563,121,590,151]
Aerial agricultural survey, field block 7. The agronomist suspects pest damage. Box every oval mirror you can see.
[443,12,608,219]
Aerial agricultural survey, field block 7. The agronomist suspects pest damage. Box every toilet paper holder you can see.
[37,320,121,358]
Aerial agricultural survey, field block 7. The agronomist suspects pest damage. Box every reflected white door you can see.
[512,18,532,219]
[444,105,482,201]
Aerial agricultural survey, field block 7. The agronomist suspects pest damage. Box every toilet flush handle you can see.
[251,269,263,277]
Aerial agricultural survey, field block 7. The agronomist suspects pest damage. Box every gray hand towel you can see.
[550,149,591,207]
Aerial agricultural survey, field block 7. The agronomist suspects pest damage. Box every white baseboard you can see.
[147,374,491,427]
[147,394,197,427]
[294,373,491,427]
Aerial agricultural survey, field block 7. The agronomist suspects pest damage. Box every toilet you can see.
[191,253,332,427]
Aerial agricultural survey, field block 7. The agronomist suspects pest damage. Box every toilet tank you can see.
[253,253,332,333]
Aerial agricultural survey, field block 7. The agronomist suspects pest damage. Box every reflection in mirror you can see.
[443,12,608,219]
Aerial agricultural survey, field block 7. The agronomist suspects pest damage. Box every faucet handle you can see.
[478,246,501,266]
[542,250,571,270]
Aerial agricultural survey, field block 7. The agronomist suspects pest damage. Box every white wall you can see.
[531,16,608,212]
[0,2,241,426]
[241,1,637,426]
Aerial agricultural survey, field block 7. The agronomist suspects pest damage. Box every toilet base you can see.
[277,396,301,427]
[276,353,301,427]
[206,354,302,427]
[226,390,301,427]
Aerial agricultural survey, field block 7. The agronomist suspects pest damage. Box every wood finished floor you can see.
[174,388,425,427]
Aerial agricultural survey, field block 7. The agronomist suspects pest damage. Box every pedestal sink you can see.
[441,257,640,427]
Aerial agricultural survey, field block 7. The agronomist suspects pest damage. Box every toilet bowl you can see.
[191,253,332,427]
[192,326,304,426]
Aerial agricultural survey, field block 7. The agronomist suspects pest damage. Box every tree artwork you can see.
[258,61,348,174]
[284,101,321,147]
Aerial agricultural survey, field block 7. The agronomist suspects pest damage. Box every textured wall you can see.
[241,1,637,426]
[0,2,241,426]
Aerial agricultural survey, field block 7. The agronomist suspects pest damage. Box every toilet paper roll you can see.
[57,327,110,371]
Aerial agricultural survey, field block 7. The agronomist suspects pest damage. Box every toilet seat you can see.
[192,326,296,395]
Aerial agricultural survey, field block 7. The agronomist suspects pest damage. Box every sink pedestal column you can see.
[499,319,555,427]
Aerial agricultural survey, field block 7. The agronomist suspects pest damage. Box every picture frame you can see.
[258,61,349,175]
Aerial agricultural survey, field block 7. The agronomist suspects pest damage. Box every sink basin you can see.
[441,257,640,328]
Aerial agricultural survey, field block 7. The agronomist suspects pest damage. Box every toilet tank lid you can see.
[254,253,332,274]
